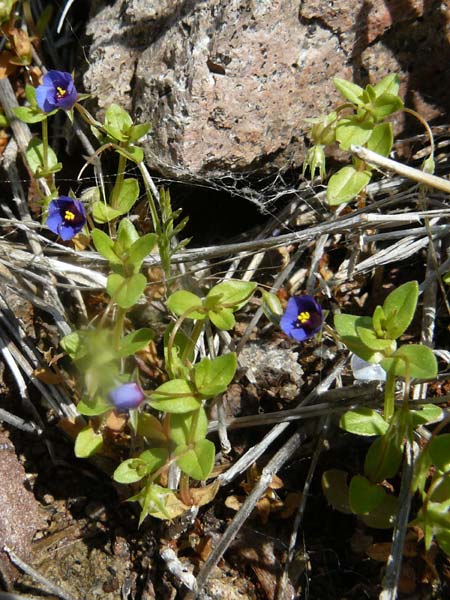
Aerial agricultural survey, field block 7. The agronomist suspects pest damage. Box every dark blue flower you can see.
[109,383,145,411]
[36,71,78,112]
[280,295,323,342]
[46,196,86,240]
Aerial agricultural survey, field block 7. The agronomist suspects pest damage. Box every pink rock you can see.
[0,430,46,579]
[84,0,450,179]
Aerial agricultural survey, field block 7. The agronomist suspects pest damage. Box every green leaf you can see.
[410,404,442,428]
[364,435,403,483]
[92,201,122,224]
[60,331,87,361]
[333,78,364,105]
[381,345,437,379]
[429,434,450,473]
[194,353,237,397]
[208,307,236,330]
[24,84,37,106]
[437,529,450,557]
[139,447,169,471]
[261,290,284,326]
[321,469,352,514]
[422,155,435,175]
[26,138,59,175]
[104,103,133,141]
[327,165,372,206]
[367,122,393,157]
[91,229,122,264]
[107,272,146,309]
[114,144,144,164]
[340,408,388,436]
[163,325,192,380]
[167,290,205,319]
[206,280,256,310]
[370,93,403,120]
[382,281,419,339]
[349,475,386,515]
[334,314,384,363]
[77,395,112,416]
[335,118,372,150]
[136,412,168,443]
[360,494,398,529]
[116,178,139,214]
[430,475,450,503]
[13,106,48,123]
[131,482,174,523]
[372,74,400,97]
[128,123,151,142]
[170,408,208,446]
[412,446,432,497]
[355,321,397,353]
[74,425,103,458]
[127,233,157,272]
[414,499,450,550]
[175,438,215,480]
[116,218,139,252]
[150,379,200,413]
[372,305,387,338]
[114,455,155,484]
[117,328,154,357]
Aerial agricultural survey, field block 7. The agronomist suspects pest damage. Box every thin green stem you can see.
[384,363,397,422]
[41,117,49,172]
[167,306,206,374]
[74,102,105,132]
[113,307,126,350]
[111,151,127,210]
[182,319,204,364]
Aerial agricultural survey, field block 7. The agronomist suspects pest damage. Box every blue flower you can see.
[280,295,323,342]
[46,196,86,240]
[109,383,145,411]
[36,71,78,112]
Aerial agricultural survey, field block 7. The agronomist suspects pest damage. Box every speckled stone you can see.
[0,429,46,579]
[83,0,450,179]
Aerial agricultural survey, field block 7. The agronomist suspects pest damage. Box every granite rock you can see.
[83,0,450,179]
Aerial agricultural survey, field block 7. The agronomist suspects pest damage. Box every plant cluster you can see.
[14,65,450,564]
[322,283,447,548]
[302,73,434,205]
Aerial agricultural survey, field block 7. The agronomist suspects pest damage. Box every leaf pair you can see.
[149,353,237,413]
[334,281,436,379]
[168,280,257,330]
[92,219,157,309]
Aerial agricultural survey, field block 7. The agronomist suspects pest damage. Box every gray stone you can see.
[238,343,303,401]
[83,0,450,180]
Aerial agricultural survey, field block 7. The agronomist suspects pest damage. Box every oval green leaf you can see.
[349,474,386,515]
[327,165,371,206]
[340,408,388,436]
[74,425,103,458]
[382,281,418,339]
[170,408,208,446]
[381,345,437,380]
[107,272,146,309]
[167,290,205,319]
[175,438,215,480]
[150,379,200,413]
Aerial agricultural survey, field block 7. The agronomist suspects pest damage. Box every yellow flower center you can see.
[56,86,67,98]
[297,311,310,324]
[64,210,75,221]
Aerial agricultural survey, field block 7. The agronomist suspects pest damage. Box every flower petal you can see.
[109,383,145,411]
